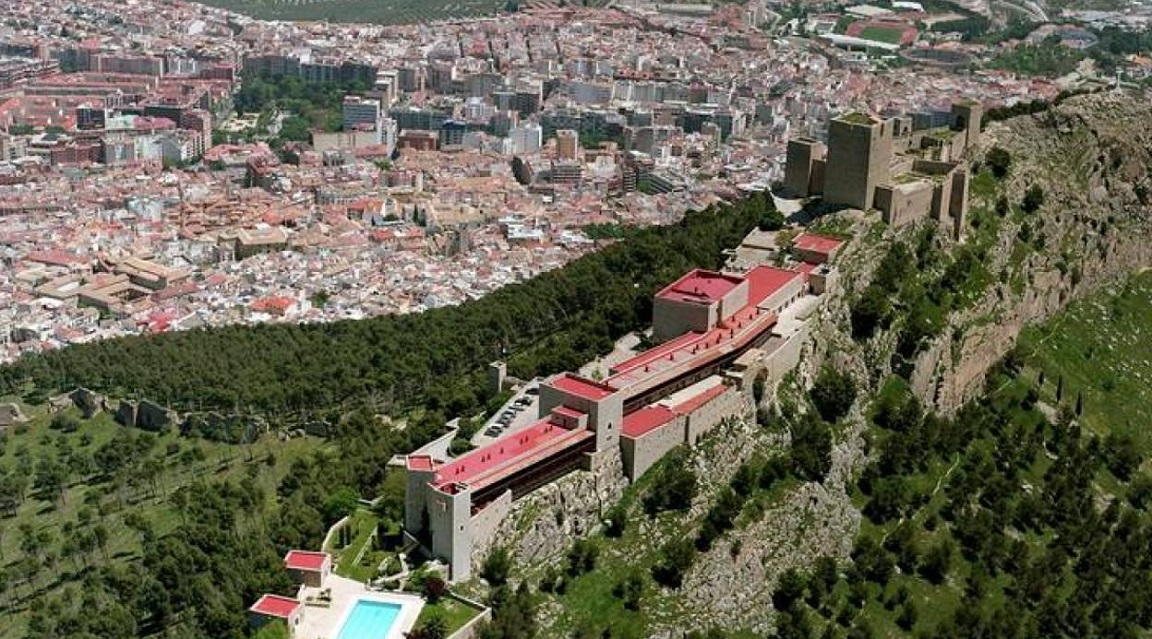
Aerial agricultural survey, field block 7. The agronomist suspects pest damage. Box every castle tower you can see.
[784,138,825,197]
[950,100,983,151]
[822,113,892,211]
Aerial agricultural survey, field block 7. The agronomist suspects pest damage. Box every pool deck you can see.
[295,574,424,639]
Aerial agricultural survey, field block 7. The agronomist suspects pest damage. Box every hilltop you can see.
[470,92,1152,638]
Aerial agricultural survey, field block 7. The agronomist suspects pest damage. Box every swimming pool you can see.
[335,599,403,639]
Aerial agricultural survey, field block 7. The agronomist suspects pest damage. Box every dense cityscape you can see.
[6,0,1148,362]
[2,0,1152,638]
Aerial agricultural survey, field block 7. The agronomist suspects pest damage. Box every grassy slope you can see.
[0,405,323,639]
[1019,271,1152,450]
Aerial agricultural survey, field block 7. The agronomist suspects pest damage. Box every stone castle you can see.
[784,100,982,240]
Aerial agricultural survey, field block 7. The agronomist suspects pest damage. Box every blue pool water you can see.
[335,600,403,639]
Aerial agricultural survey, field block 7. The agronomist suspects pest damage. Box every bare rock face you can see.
[652,413,866,637]
[485,449,629,568]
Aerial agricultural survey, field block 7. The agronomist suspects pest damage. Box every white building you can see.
[507,123,542,155]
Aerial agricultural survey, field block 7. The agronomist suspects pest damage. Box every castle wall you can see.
[810,159,826,196]
[879,180,935,228]
[684,385,742,445]
[622,414,686,481]
[469,490,513,564]
[404,467,436,532]
[823,117,892,211]
[427,485,473,580]
[784,138,825,197]
[761,320,812,388]
[949,170,970,240]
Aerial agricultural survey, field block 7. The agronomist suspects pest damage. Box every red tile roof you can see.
[609,330,704,377]
[549,373,616,401]
[744,265,802,307]
[621,405,677,437]
[792,233,844,257]
[432,418,593,491]
[655,269,744,305]
[284,550,329,572]
[249,594,301,619]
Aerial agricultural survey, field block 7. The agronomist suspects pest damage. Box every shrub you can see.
[652,538,695,588]
[791,414,833,482]
[1021,184,1045,213]
[810,367,857,423]
[850,285,892,340]
[481,546,512,586]
[566,538,599,577]
[642,455,697,516]
[986,146,1012,178]
[603,504,627,538]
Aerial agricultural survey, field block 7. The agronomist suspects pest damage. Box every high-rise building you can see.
[508,124,542,155]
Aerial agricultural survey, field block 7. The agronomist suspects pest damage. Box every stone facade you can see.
[621,413,686,480]
[784,138,825,197]
[823,115,893,211]
[784,101,982,240]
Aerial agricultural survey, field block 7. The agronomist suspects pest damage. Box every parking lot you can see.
[470,382,541,446]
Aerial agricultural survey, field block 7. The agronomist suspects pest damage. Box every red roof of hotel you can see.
[792,233,844,257]
[284,550,329,572]
[432,418,593,491]
[610,329,704,377]
[656,269,745,305]
[549,373,617,400]
[744,265,803,307]
[249,594,302,619]
[622,405,677,437]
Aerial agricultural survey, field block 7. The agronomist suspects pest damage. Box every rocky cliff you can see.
[915,94,1152,413]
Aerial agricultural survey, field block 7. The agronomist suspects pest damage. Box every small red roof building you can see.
[284,550,330,572]
[249,594,302,619]
[791,233,845,264]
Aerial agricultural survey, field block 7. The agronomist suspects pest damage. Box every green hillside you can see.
[1019,271,1152,450]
